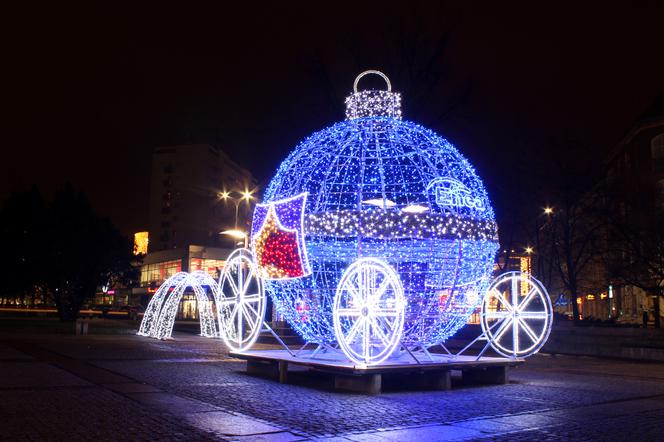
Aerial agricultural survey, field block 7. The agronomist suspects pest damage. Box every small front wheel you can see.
[217,248,266,352]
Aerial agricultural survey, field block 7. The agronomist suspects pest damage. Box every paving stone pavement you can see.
[2,325,664,441]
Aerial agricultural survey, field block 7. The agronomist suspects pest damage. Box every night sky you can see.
[5,2,664,237]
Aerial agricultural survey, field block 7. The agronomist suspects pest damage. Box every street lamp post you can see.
[220,229,248,248]
[219,189,254,228]
[535,206,555,278]
[219,189,255,248]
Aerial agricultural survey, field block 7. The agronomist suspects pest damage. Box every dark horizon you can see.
[5,2,664,236]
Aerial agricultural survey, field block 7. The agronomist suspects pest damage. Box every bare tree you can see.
[536,137,607,321]
[605,180,664,327]
[544,188,607,321]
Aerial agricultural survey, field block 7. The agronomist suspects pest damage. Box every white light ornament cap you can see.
[345,70,402,120]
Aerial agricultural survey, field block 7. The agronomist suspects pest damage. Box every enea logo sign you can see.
[426,178,485,212]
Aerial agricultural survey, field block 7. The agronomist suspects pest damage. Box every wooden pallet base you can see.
[231,349,523,394]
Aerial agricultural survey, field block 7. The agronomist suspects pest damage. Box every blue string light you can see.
[255,78,499,348]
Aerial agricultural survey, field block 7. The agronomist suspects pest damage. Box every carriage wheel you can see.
[333,258,405,365]
[481,271,552,358]
[218,248,266,352]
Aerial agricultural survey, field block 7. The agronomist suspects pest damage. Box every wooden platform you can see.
[229,349,524,394]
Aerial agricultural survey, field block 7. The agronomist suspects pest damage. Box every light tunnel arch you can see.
[137,271,220,340]
[137,272,189,337]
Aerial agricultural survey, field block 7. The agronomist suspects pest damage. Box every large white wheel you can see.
[481,271,552,358]
[218,248,266,352]
[333,258,405,365]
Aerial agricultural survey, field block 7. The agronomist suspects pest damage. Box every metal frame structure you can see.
[217,250,552,366]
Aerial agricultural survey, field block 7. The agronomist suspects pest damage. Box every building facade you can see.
[602,93,664,325]
[148,144,256,252]
[131,144,258,318]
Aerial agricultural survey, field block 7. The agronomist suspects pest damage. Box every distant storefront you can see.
[132,245,232,319]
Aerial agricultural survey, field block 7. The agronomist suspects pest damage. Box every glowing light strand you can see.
[217,248,266,352]
[345,90,402,120]
[306,210,498,241]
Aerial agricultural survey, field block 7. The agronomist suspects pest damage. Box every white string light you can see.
[138,271,219,340]
[481,272,553,358]
[333,257,406,365]
[217,248,266,352]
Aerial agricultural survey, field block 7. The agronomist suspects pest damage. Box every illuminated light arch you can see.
[138,272,190,337]
[137,271,219,340]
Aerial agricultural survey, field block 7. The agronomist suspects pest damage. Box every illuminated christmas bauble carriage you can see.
[138,71,553,365]
[213,70,553,365]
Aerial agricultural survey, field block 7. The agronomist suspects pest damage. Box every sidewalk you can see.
[2,319,664,440]
[543,321,664,362]
[0,319,289,441]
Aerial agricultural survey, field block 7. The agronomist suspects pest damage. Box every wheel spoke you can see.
[237,264,246,296]
[519,319,540,344]
[241,304,258,336]
[359,268,368,303]
[345,279,362,306]
[241,264,253,295]
[486,316,508,332]
[354,272,363,304]
[492,289,514,312]
[369,267,378,297]
[517,288,538,312]
[243,294,262,303]
[370,279,391,302]
[484,311,510,319]
[372,308,399,317]
[365,267,374,302]
[345,318,364,344]
[237,301,243,343]
[511,276,519,307]
[243,300,261,320]
[227,303,239,329]
[224,272,241,297]
[369,317,391,347]
[336,308,361,317]
[519,312,548,319]
[363,315,370,361]
[492,317,513,344]
[512,317,520,356]
[219,297,238,306]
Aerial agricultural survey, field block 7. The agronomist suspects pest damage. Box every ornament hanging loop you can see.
[353,70,392,93]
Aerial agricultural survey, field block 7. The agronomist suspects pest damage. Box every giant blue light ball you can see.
[261,115,499,347]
